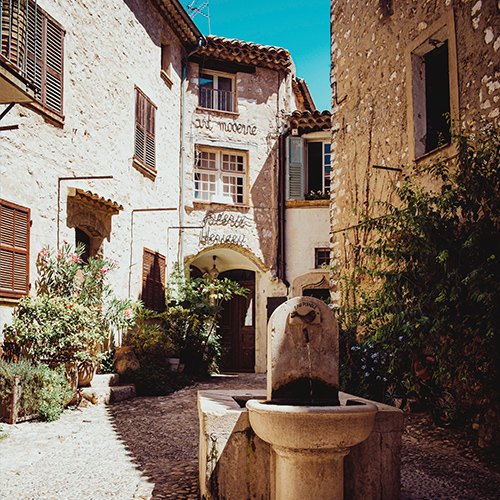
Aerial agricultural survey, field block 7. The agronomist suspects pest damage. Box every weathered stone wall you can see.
[1,0,187,335]
[330,0,500,275]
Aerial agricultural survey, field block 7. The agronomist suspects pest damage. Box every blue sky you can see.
[184,0,332,111]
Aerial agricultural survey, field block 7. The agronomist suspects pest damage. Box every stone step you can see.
[90,373,120,387]
[78,384,136,407]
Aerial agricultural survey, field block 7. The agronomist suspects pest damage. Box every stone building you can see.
[329,0,500,274]
[1,0,331,373]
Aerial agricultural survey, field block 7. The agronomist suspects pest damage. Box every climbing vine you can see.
[336,120,500,414]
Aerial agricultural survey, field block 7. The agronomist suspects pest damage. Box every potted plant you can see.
[4,242,139,388]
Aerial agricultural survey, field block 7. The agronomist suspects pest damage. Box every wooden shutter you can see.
[142,248,165,311]
[135,88,156,172]
[26,1,64,115]
[0,200,30,298]
[287,137,305,199]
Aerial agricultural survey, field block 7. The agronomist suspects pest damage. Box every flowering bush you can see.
[5,242,139,363]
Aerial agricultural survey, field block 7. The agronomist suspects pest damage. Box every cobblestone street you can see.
[1,374,499,499]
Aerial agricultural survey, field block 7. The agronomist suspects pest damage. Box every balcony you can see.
[199,86,235,113]
[1,0,37,104]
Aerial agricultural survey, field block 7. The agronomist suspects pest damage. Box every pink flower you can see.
[125,308,133,319]
[57,252,62,258]
[71,254,80,263]
[101,265,110,274]
[63,240,68,245]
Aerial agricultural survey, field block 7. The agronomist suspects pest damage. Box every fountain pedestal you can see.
[273,446,348,500]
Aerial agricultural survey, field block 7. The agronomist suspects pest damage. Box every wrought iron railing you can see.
[1,0,36,83]
[199,86,235,112]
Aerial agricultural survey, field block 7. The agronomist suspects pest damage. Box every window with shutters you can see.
[286,137,331,200]
[0,200,30,298]
[25,0,65,117]
[142,248,165,312]
[133,87,157,177]
[194,147,247,205]
[406,13,458,161]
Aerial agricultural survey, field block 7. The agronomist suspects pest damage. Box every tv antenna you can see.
[187,0,211,34]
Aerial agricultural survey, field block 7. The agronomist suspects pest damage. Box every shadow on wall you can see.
[123,0,182,81]
[251,143,279,271]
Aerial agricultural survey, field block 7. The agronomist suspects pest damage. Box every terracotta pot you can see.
[77,360,96,387]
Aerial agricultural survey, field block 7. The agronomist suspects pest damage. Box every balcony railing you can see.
[1,0,36,83]
[199,86,235,112]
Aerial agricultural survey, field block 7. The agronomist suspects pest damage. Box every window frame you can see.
[198,70,237,113]
[0,200,30,299]
[315,248,330,269]
[26,0,65,119]
[160,37,173,85]
[405,11,459,162]
[133,86,157,178]
[141,248,166,312]
[286,136,331,201]
[194,147,248,206]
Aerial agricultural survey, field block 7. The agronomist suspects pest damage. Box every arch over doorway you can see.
[187,247,262,373]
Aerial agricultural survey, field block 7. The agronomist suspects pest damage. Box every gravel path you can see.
[1,373,499,499]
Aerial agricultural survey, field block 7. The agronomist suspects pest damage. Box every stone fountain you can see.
[246,297,377,500]
[197,297,404,500]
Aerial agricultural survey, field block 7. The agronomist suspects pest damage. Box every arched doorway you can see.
[218,269,255,372]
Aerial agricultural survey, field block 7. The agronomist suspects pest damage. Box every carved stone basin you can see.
[246,399,378,500]
[246,399,378,451]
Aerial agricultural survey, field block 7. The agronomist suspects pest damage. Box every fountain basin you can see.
[247,399,378,500]
[246,399,378,451]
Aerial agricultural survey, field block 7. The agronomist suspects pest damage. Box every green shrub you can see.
[123,357,192,397]
[0,360,73,422]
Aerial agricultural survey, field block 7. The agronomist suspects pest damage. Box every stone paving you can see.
[1,373,500,500]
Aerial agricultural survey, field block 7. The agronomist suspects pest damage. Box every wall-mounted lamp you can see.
[209,255,220,280]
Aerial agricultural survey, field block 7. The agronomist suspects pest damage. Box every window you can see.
[411,30,450,157]
[134,87,156,175]
[407,13,458,161]
[26,0,64,116]
[161,38,172,84]
[142,248,165,312]
[315,248,330,269]
[0,200,30,298]
[198,72,235,112]
[194,148,247,205]
[287,137,331,200]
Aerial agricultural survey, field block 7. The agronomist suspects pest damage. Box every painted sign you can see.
[199,210,247,246]
[194,116,257,136]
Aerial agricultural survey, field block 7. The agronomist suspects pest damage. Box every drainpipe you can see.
[179,36,205,269]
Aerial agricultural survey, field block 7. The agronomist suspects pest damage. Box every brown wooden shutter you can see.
[141,248,165,311]
[0,200,30,298]
[134,88,156,171]
[26,0,64,115]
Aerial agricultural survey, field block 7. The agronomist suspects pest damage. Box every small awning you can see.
[67,188,123,215]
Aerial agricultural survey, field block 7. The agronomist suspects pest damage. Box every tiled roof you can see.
[196,35,293,72]
[68,188,123,214]
[151,0,202,47]
[288,110,332,135]
[292,77,316,112]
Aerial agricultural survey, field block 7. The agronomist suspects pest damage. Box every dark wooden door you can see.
[218,271,255,372]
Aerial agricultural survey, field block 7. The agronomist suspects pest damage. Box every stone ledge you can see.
[79,384,136,407]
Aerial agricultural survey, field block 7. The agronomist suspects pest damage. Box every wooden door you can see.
[218,271,255,372]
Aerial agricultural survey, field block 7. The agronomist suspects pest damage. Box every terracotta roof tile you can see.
[197,35,293,72]
[288,110,332,135]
